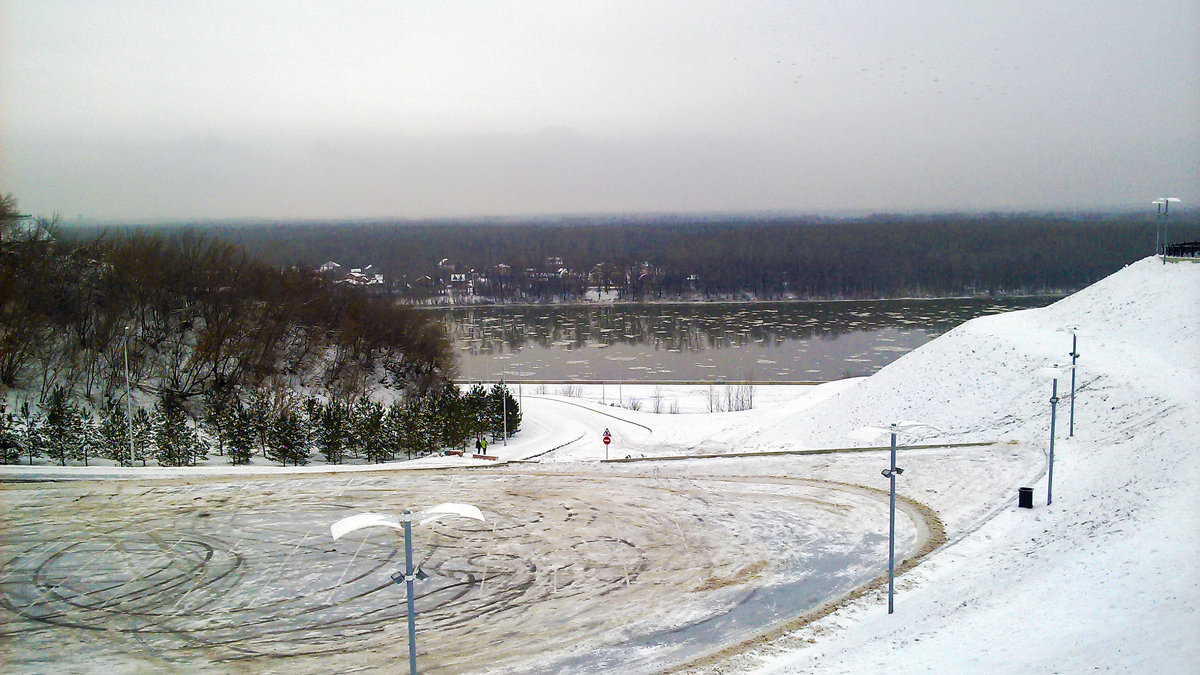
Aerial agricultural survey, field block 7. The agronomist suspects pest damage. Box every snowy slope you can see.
[733,257,1200,673]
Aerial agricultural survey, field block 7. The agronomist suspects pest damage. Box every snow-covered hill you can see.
[735,257,1200,673]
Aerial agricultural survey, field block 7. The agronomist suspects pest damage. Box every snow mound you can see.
[749,257,1200,673]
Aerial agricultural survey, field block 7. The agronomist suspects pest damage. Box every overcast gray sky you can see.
[2,1,1197,220]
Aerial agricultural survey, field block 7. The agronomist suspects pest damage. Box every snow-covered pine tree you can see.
[67,408,96,466]
[131,407,152,466]
[383,400,406,460]
[396,400,420,460]
[437,388,471,451]
[42,386,74,466]
[97,397,132,466]
[267,408,307,466]
[316,400,346,464]
[226,401,255,466]
[14,401,44,465]
[202,386,235,457]
[424,397,446,454]
[464,384,489,443]
[245,388,272,458]
[410,399,441,457]
[357,399,387,463]
[488,382,520,439]
[0,407,21,464]
[153,392,200,467]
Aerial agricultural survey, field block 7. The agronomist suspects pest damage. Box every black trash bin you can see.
[1018,487,1034,509]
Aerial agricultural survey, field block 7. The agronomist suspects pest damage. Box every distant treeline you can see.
[88,212,1198,302]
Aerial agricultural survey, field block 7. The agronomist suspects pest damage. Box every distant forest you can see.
[78,212,1198,302]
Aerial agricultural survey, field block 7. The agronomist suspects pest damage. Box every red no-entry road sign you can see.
[603,428,612,445]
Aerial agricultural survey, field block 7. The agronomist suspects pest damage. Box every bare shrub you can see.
[557,384,582,398]
[727,383,756,411]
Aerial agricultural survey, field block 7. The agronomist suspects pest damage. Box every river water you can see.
[431,296,1058,383]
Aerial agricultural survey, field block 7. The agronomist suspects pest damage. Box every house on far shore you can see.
[319,261,385,288]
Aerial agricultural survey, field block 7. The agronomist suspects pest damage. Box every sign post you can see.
[602,428,611,460]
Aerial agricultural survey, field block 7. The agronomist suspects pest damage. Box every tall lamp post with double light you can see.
[331,503,485,675]
[853,421,942,614]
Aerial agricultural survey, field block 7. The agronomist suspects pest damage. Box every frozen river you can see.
[434,296,1057,382]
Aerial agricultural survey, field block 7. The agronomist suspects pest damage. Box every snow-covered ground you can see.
[1,256,1196,673]
[730,257,1200,673]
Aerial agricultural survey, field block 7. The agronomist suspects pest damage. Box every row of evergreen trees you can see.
[0,383,520,467]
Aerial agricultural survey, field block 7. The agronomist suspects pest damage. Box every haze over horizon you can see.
[2,1,1197,221]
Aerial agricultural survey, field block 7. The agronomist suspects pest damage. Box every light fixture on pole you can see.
[1036,366,1071,505]
[851,421,942,615]
[1057,327,1081,437]
[123,324,135,466]
[331,504,485,675]
[607,355,635,408]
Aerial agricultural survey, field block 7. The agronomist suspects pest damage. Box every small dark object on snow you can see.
[1018,487,1034,509]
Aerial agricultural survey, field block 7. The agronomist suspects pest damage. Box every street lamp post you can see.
[853,421,941,615]
[401,511,418,671]
[881,425,903,615]
[1036,366,1069,505]
[1068,332,1079,438]
[331,504,485,675]
[123,325,135,466]
[1048,378,1058,505]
